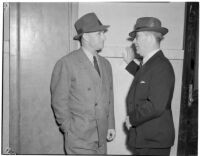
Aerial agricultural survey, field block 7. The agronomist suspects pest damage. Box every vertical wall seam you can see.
[9,2,21,154]
[16,3,21,153]
[68,3,72,52]
[68,2,79,52]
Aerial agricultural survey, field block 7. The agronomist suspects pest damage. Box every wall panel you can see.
[8,3,78,154]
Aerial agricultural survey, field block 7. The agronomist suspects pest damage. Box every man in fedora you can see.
[50,12,115,154]
[123,17,175,155]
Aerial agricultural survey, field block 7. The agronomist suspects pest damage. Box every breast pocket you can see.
[135,81,149,100]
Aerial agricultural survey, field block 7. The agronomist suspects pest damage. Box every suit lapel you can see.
[133,51,164,84]
[96,55,105,100]
[93,54,108,103]
[138,51,163,73]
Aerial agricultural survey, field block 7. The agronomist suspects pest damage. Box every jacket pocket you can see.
[135,82,149,100]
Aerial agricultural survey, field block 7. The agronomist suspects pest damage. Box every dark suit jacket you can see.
[50,48,115,152]
[126,50,175,148]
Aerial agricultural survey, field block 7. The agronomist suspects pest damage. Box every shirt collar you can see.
[82,47,98,65]
[142,49,160,65]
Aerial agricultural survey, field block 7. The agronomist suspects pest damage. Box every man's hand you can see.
[125,116,132,130]
[122,46,135,64]
[107,129,116,141]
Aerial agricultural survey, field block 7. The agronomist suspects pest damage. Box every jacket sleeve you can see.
[107,62,115,130]
[50,59,72,133]
[129,65,175,127]
[125,60,140,76]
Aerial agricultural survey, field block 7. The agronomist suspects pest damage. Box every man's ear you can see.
[82,33,89,42]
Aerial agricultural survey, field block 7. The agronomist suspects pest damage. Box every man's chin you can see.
[96,49,102,53]
[96,47,104,53]
[136,52,143,59]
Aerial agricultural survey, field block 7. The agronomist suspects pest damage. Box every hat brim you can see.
[129,27,168,40]
[73,25,110,40]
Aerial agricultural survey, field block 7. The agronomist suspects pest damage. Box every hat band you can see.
[77,23,106,35]
[135,25,162,31]
[135,26,152,30]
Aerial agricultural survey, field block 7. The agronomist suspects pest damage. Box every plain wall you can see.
[79,2,185,155]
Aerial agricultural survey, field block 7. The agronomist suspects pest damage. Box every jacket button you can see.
[88,88,91,91]
[95,103,98,106]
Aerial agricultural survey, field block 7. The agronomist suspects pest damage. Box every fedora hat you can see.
[129,17,168,39]
[74,12,110,40]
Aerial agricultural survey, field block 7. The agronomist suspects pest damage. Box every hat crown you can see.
[135,17,162,30]
[75,13,103,34]
[73,12,109,40]
[128,17,168,40]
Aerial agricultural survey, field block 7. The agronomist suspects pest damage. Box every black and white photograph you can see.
[2,1,198,155]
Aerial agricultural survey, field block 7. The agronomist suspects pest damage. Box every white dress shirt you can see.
[142,49,160,65]
[82,47,98,66]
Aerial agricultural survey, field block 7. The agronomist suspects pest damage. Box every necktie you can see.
[93,56,101,76]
